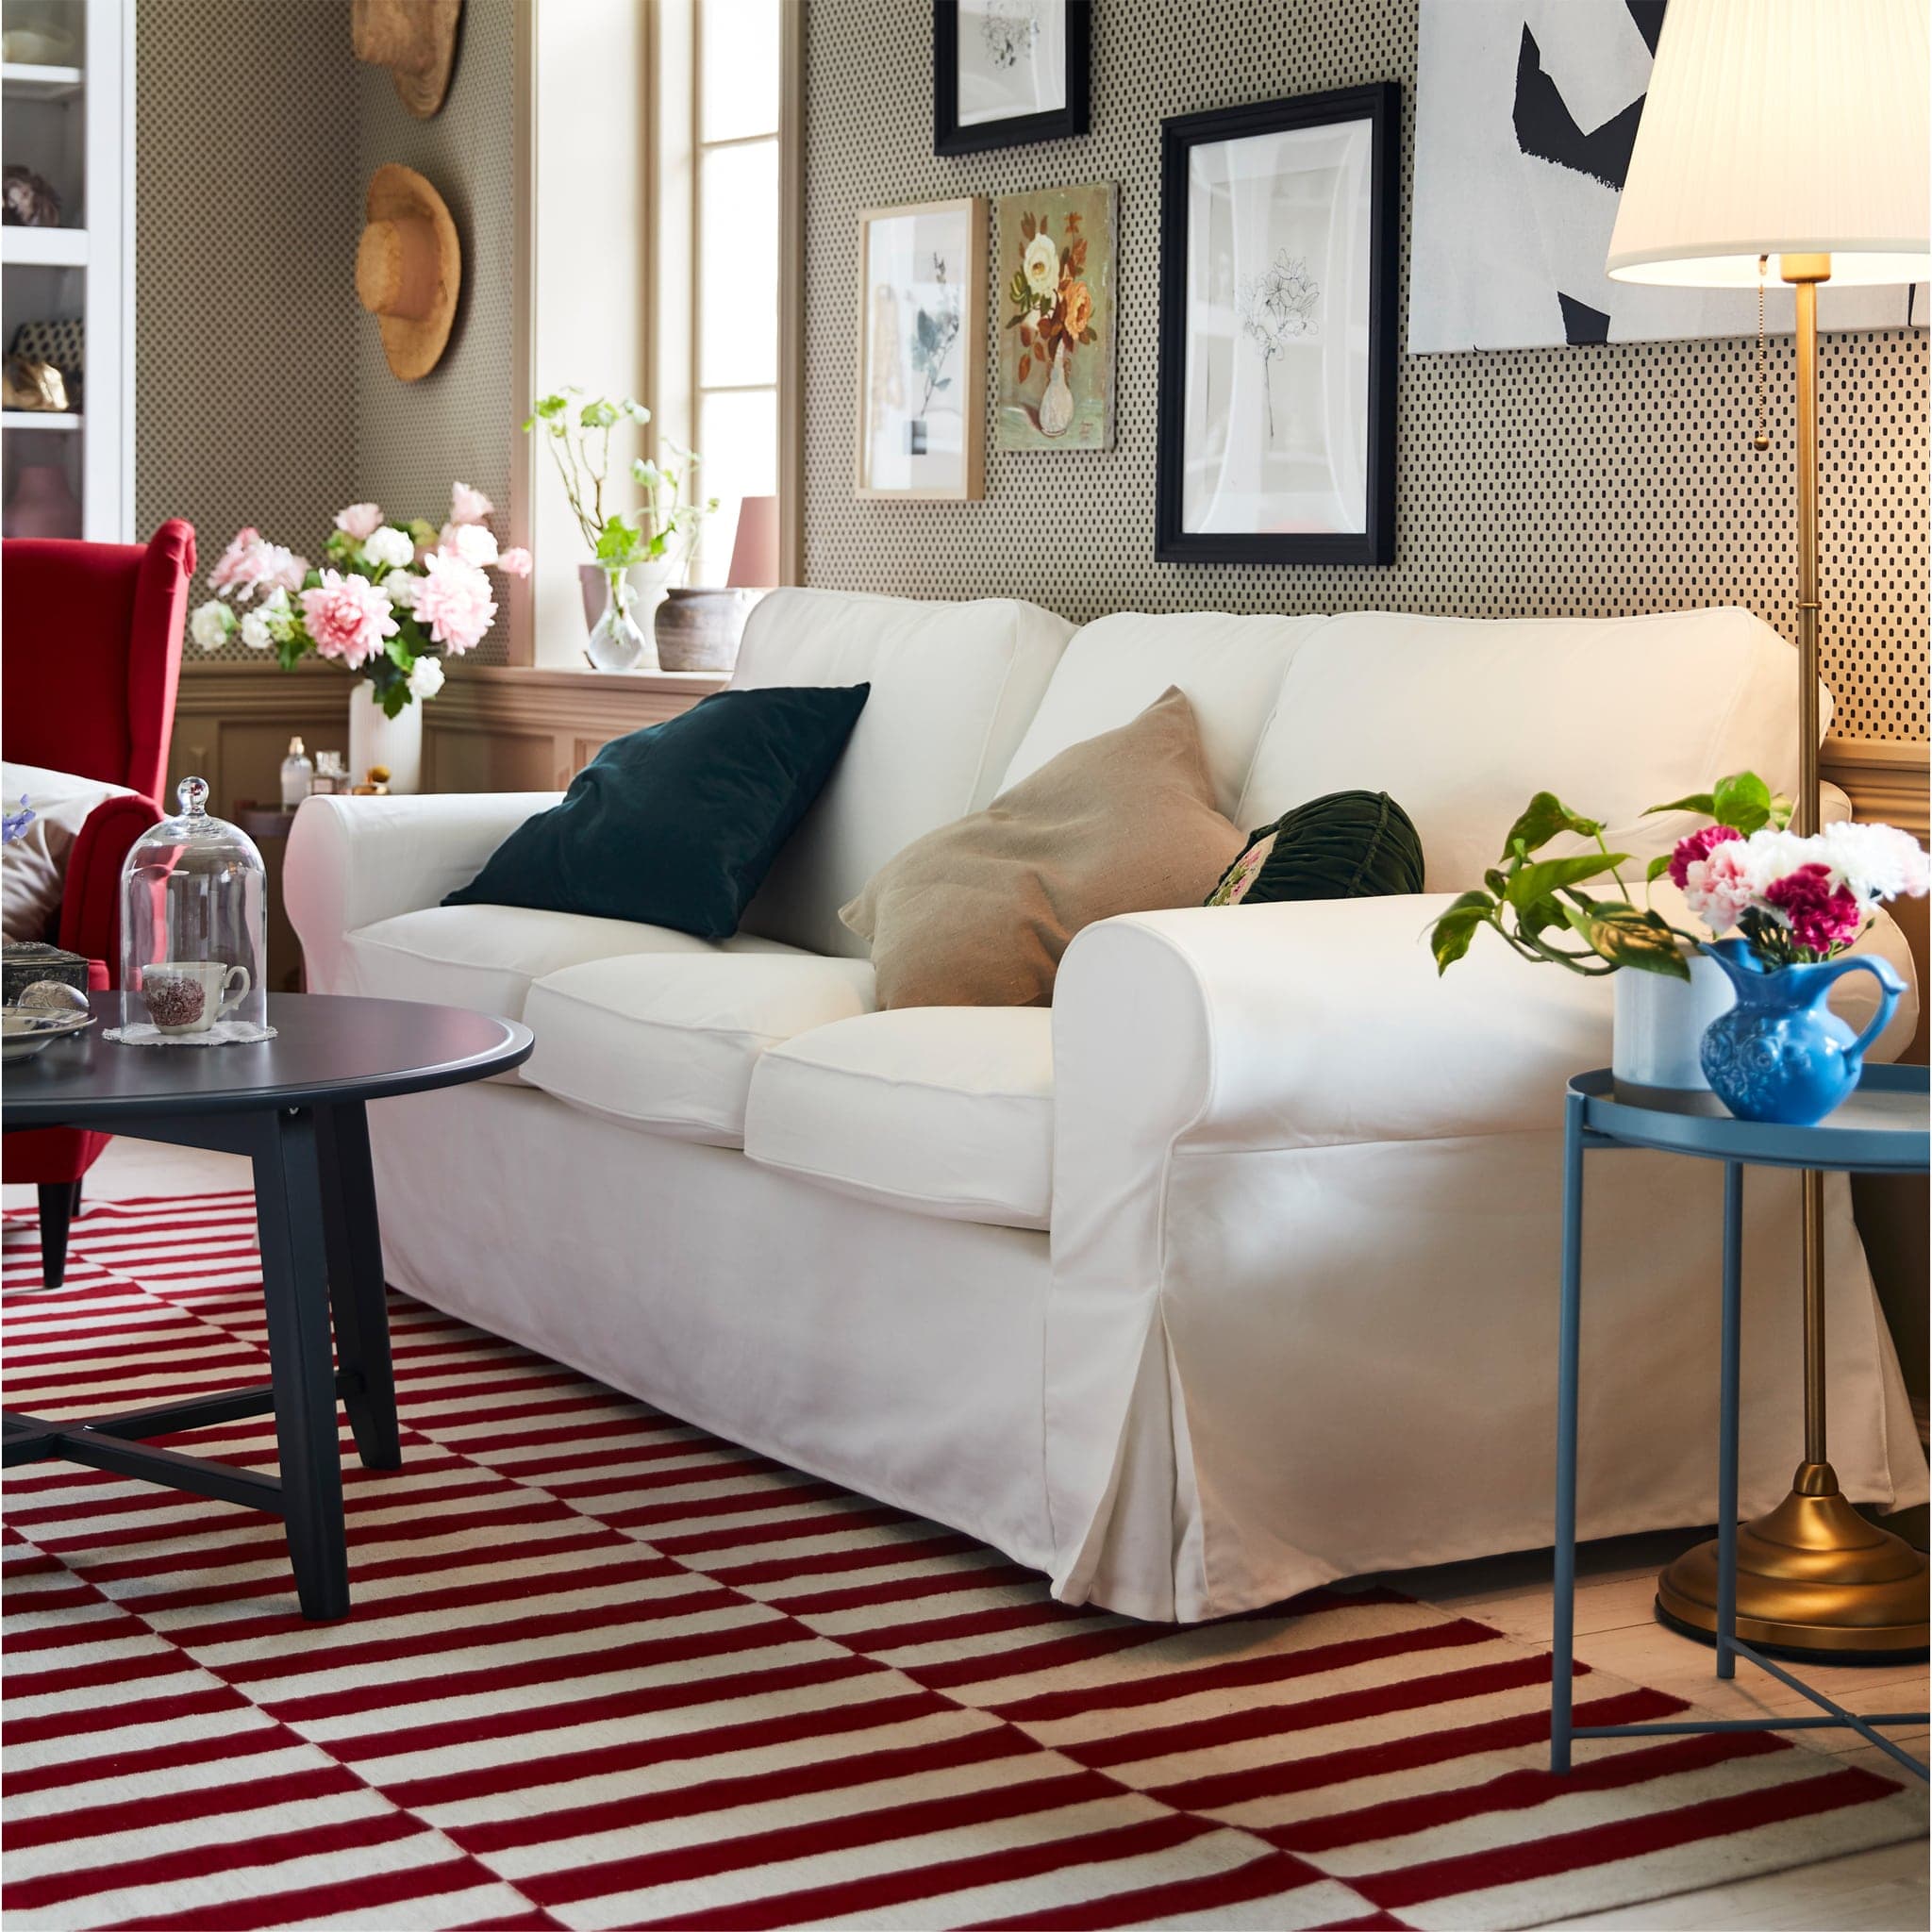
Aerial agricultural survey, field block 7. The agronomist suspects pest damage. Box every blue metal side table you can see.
[1551,1064,1930,1781]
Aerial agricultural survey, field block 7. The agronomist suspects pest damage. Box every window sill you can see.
[449,662,732,695]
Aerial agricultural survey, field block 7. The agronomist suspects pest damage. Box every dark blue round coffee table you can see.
[3,992,531,1620]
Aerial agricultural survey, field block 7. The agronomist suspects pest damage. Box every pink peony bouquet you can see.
[1435,771,1929,979]
[190,484,532,716]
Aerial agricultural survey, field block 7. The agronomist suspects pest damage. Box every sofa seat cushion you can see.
[522,952,877,1146]
[341,901,805,1036]
[744,1008,1054,1230]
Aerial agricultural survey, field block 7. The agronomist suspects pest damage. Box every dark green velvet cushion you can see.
[444,683,870,941]
[1206,789,1424,907]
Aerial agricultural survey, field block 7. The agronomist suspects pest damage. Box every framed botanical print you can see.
[1155,83,1400,567]
[995,182,1118,451]
[934,0,1091,157]
[855,197,987,501]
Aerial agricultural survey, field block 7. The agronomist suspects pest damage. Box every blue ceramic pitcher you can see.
[1698,938,1905,1125]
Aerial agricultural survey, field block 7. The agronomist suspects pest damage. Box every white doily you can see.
[103,1022,279,1047]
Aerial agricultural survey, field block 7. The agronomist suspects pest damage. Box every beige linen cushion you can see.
[840,686,1243,1008]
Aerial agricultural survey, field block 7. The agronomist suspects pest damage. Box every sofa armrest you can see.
[1054,892,1920,1161]
[285,791,560,993]
[1054,894,1619,1168]
[57,791,162,982]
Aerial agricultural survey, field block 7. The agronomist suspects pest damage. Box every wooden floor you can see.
[7,1141,1927,1931]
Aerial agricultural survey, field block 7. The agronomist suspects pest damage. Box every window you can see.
[682,0,783,584]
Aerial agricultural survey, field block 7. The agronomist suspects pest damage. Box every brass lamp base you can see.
[1657,1462,1929,1662]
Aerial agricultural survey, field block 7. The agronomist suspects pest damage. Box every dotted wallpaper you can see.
[135,0,358,606]
[356,0,517,664]
[135,0,517,666]
[801,0,1930,745]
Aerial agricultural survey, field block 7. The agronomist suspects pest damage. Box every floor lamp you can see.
[1607,0,1931,1657]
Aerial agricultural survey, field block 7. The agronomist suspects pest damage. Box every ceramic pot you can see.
[1611,947,1733,1102]
[3,463,80,539]
[1698,937,1904,1124]
[655,587,753,672]
[348,678,424,794]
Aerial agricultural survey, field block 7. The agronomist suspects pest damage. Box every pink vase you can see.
[4,464,81,539]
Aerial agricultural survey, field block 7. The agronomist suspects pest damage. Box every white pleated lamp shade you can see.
[1607,0,1931,288]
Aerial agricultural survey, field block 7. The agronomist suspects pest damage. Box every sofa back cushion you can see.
[1237,608,1820,891]
[730,589,1074,957]
[997,611,1326,820]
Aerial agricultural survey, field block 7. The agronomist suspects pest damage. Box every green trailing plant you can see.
[1430,772,1790,981]
[523,390,718,579]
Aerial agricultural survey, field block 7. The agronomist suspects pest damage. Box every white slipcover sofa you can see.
[287,591,1927,1622]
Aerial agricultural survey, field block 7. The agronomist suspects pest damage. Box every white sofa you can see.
[287,591,1927,1622]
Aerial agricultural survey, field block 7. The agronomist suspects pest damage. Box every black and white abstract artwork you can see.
[1409,0,1924,353]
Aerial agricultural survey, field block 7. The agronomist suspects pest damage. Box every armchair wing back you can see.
[3,517,195,802]
[2,518,196,1282]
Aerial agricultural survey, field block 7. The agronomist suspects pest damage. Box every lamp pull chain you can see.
[1753,255,1772,451]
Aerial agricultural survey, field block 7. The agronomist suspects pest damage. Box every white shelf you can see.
[1,226,89,267]
[1,62,84,101]
[1,411,81,431]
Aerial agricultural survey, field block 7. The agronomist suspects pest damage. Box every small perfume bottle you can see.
[279,736,314,808]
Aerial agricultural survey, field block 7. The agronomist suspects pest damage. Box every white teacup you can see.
[141,961,250,1035]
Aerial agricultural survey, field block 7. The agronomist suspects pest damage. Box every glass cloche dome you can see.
[119,777,268,1038]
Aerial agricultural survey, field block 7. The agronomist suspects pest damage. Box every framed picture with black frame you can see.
[1155,82,1400,567]
[934,0,1091,157]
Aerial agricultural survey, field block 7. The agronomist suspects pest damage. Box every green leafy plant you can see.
[1430,773,1790,980]
[523,391,718,579]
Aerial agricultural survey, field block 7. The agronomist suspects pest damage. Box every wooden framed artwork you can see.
[934,0,1091,157]
[995,182,1118,451]
[1155,83,1400,567]
[856,197,987,500]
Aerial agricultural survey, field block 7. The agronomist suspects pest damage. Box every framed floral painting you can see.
[995,183,1117,452]
[1155,84,1400,566]
[855,197,987,500]
[935,0,1090,156]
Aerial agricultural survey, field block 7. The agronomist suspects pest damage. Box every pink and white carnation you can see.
[409,553,496,656]
[209,528,308,602]
[449,482,493,525]
[438,520,499,568]
[333,503,386,542]
[1668,822,1741,891]
[1683,840,1757,935]
[299,570,398,671]
[495,545,532,578]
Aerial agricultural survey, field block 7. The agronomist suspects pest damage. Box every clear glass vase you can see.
[586,566,658,672]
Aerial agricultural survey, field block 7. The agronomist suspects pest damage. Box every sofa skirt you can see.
[364,1081,1928,1623]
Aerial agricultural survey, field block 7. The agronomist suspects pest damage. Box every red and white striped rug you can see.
[4,1191,1924,1932]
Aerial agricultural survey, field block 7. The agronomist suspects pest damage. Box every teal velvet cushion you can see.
[1206,789,1424,906]
[444,683,870,941]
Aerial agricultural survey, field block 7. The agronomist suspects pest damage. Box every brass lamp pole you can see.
[1654,258,1929,1658]
[1607,0,1930,1660]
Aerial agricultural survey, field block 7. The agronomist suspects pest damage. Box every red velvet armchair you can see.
[4,519,195,1283]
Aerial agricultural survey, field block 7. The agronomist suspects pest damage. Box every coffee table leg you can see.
[1552,1089,1586,1775]
[253,1108,351,1621]
[317,1102,401,1470]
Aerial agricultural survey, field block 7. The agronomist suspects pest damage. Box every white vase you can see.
[1612,948,1734,1101]
[347,679,425,794]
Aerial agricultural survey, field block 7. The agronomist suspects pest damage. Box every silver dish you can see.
[1,1007,95,1063]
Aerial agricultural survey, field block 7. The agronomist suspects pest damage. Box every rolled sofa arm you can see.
[285,791,560,993]
[1042,892,1919,1617]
